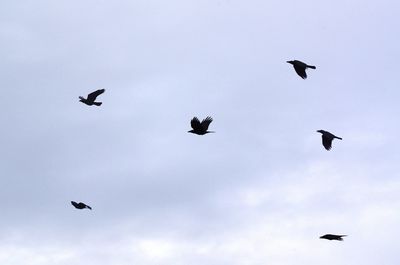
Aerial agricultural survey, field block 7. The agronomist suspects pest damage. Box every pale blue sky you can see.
[0,0,399,264]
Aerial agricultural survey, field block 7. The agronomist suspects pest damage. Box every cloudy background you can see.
[1,0,399,264]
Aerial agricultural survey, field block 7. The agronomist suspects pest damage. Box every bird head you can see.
[316,130,325,134]
[286,60,294,65]
[188,130,195,134]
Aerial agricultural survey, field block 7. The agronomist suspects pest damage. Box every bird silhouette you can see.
[188,116,214,135]
[320,234,347,241]
[317,130,342,150]
[287,60,316,79]
[79,89,105,106]
[71,201,92,210]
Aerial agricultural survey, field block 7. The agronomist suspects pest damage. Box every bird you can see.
[71,201,92,210]
[188,116,215,135]
[79,89,105,106]
[287,60,316,79]
[317,130,342,150]
[320,234,347,241]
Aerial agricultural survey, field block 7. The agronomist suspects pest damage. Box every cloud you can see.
[1,0,400,264]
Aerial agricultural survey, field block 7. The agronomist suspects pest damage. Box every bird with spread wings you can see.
[79,89,105,106]
[320,234,347,241]
[317,130,342,150]
[71,201,92,210]
[188,116,215,135]
[287,60,316,79]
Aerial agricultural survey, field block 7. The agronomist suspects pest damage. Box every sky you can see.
[1,0,400,264]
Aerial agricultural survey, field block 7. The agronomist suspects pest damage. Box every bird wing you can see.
[79,202,92,209]
[325,131,342,140]
[201,116,213,131]
[191,117,202,130]
[322,135,332,150]
[325,234,337,240]
[294,65,307,79]
[87,89,105,101]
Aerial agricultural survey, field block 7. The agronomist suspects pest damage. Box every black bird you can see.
[317,130,342,150]
[287,60,316,79]
[79,89,105,106]
[71,201,92,210]
[320,234,347,241]
[188,116,214,135]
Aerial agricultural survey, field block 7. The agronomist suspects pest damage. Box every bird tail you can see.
[307,65,316,69]
[93,102,102,106]
[79,96,85,100]
[86,206,92,210]
[207,131,216,133]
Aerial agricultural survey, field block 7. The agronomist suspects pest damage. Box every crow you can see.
[317,130,342,150]
[71,201,92,210]
[287,60,316,79]
[320,234,347,241]
[188,116,214,135]
[79,89,105,106]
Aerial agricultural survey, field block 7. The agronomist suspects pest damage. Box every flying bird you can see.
[79,89,105,106]
[71,201,92,210]
[188,116,214,135]
[287,60,316,79]
[320,234,347,241]
[317,130,342,150]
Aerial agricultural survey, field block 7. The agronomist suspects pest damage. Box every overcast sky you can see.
[1,0,400,264]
